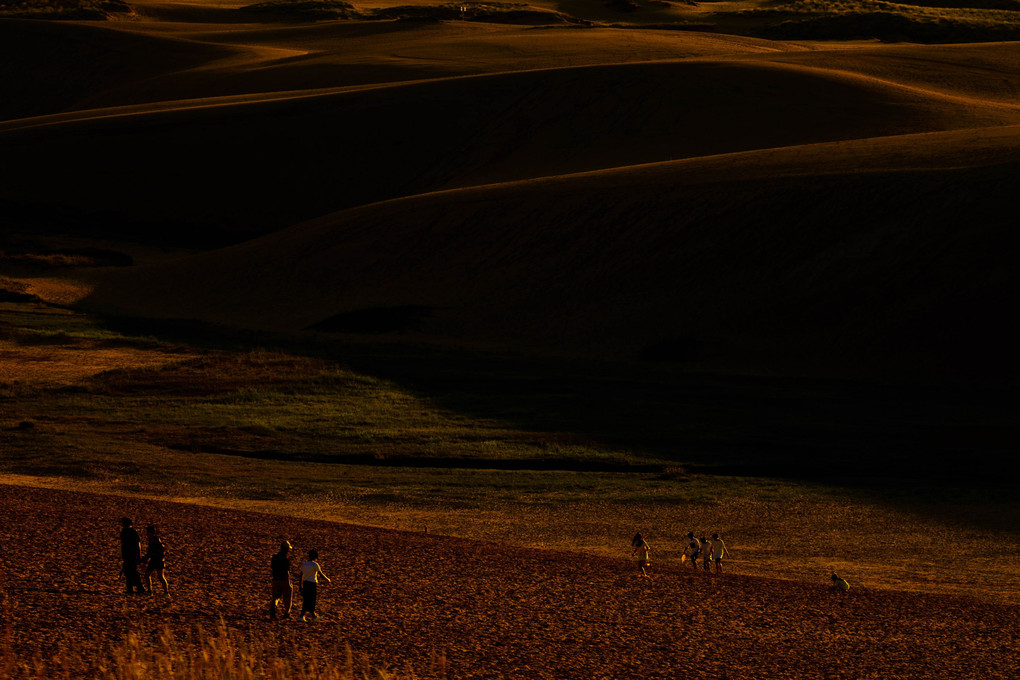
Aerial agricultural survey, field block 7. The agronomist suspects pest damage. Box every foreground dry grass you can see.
[3,483,1019,679]
[2,619,420,680]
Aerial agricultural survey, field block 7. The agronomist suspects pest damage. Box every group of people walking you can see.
[118,518,847,621]
[631,531,730,579]
[269,540,332,622]
[119,517,170,597]
[118,519,332,621]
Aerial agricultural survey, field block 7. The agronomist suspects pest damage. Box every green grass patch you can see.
[732,0,1020,41]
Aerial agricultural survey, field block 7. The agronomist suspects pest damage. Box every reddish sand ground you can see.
[2,483,1018,679]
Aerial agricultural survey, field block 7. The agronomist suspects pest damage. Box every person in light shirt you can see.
[631,533,652,580]
[300,549,332,622]
[709,533,730,574]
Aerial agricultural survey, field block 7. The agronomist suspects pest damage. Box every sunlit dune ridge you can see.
[3,14,1020,382]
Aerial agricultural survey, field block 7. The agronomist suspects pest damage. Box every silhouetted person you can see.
[710,533,730,574]
[270,541,293,620]
[143,524,170,597]
[119,518,145,594]
[683,532,701,571]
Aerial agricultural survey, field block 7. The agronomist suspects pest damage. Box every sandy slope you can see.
[3,12,1020,379]
[0,19,236,120]
[3,20,1020,236]
[3,483,1019,679]
[8,54,1013,241]
[76,124,1020,380]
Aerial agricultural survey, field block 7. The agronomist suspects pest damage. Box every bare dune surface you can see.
[4,483,1020,679]
[0,18,237,120]
[75,123,1020,381]
[4,42,1020,244]
[1,17,799,119]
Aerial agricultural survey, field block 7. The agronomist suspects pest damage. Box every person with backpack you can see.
[142,524,170,597]
[270,541,294,620]
[119,518,146,595]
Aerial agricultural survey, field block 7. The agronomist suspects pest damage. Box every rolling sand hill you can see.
[8,47,1015,239]
[4,483,1020,679]
[71,124,1020,382]
[2,6,1019,382]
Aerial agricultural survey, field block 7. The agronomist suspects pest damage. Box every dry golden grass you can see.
[2,616,421,680]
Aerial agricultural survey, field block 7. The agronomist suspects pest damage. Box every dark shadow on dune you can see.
[308,305,436,334]
[4,59,1004,247]
[78,140,1020,491]
[99,312,1020,488]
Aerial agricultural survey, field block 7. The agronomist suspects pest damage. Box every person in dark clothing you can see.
[119,518,146,594]
[269,540,294,620]
[142,524,170,597]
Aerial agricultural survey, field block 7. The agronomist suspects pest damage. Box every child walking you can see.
[682,532,701,571]
[700,536,711,572]
[142,524,170,597]
[631,533,652,579]
[710,533,730,574]
[300,549,332,622]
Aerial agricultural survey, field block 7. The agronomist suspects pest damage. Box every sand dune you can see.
[77,124,1020,382]
[4,46,1018,243]
[5,13,1019,382]
[0,18,236,120]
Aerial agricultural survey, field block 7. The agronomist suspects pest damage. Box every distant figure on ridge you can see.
[831,573,851,592]
[119,518,146,595]
[631,533,652,579]
[142,524,170,597]
[300,549,331,622]
[682,532,701,571]
[270,541,294,621]
[709,533,730,574]
[700,536,711,572]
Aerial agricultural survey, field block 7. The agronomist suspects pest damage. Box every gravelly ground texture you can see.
[2,483,1018,679]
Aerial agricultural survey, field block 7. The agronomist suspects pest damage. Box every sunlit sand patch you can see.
[0,336,199,387]
[3,471,1018,605]
[15,276,94,306]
